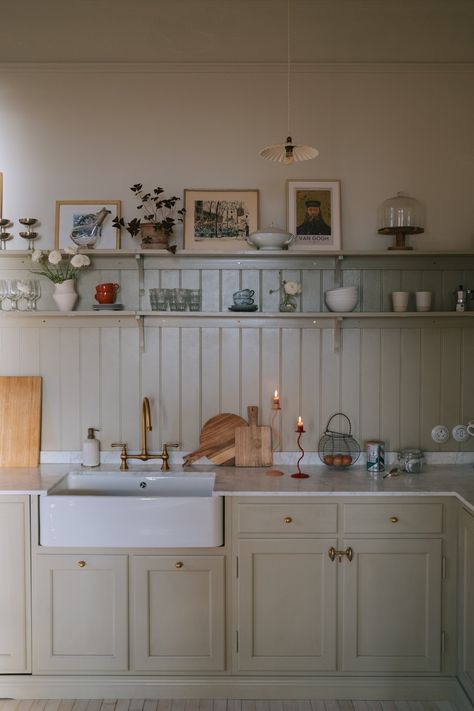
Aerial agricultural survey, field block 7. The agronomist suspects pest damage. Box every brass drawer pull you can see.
[390,516,399,523]
[328,547,353,563]
[77,560,86,568]
[175,561,184,569]
[283,516,293,524]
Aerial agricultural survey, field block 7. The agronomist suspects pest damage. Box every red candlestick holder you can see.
[291,429,309,479]
[265,400,284,477]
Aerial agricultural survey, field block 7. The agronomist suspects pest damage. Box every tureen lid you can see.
[251,225,292,237]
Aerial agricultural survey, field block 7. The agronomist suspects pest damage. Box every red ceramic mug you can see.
[95,282,120,305]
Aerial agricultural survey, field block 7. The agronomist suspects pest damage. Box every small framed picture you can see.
[55,200,121,250]
[287,180,341,250]
[183,189,259,252]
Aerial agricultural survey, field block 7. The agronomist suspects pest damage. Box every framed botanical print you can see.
[287,180,341,250]
[183,189,259,252]
[55,200,121,250]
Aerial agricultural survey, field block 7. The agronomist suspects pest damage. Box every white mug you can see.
[467,420,474,437]
[415,291,432,312]
[391,291,409,312]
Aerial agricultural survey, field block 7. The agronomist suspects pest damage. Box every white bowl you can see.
[325,288,358,312]
[326,286,358,295]
[246,226,294,250]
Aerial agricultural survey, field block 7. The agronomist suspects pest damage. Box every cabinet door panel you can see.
[459,509,474,701]
[342,538,442,672]
[33,554,128,672]
[0,497,30,673]
[237,539,337,672]
[131,555,225,672]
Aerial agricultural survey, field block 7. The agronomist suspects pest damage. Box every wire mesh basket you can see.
[318,413,360,468]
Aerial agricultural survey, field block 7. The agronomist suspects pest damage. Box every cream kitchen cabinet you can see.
[33,553,128,673]
[233,497,446,676]
[340,537,442,672]
[341,501,444,672]
[234,499,338,672]
[458,508,474,703]
[131,554,226,673]
[0,496,30,673]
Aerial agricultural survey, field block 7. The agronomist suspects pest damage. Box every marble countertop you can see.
[0,462,473,512]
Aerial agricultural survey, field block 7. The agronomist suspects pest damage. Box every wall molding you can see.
[0,674,468,703]
[0,61,473,75]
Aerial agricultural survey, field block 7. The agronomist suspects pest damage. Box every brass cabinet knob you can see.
[77,560,86,568]
[390,516,399,523]
[283,516,293,524]
[175,561,184,569]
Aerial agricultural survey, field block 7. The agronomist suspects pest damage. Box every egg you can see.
[323,455,334,465]
[333,454,343,467]
[341,454,353,466]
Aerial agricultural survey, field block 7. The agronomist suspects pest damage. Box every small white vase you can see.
[53,279,78,311]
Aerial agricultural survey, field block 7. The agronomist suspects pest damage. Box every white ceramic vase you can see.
[53,279,78,311]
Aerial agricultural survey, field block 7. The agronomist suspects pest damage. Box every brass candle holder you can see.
[19,218,39,250]
[265,391,284,477]
[0,219,13,250]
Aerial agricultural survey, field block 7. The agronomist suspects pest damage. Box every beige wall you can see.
[0,63,473,250]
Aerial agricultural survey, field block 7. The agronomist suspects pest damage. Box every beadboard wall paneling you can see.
[1,320,473,454]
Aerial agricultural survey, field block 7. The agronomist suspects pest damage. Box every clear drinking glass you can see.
[0,280,7,310]
[166,288,177,311]
[174,288,188,311]
[7,279,21,310]
[31,280,41,311]
[187,289,201,312]
[149,288,167,311]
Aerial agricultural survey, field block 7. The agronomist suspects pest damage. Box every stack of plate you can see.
[92,303,124,311]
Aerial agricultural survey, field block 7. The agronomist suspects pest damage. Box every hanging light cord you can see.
[286,0,291,140]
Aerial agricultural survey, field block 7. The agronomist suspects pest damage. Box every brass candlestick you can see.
[0,219,13,250]
[19,218,39,250]
[265,394,284,477]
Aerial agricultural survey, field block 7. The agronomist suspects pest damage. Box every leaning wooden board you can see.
[184,413,247,466]
[235,405,272,467]
[0,376,42,466]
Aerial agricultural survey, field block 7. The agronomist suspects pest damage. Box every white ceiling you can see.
[1,0,473,63]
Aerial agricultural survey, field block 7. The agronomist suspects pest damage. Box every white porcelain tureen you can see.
[246,225,294,251]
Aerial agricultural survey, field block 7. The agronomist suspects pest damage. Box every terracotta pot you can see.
[139,223,169,250]
[53,279,78,311]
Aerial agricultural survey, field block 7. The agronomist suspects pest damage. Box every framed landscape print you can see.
[287,180,341,250]
[183,189,259,252]
[55,200,121,250]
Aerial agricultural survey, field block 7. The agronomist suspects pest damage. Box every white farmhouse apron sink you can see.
[39,471,223,548]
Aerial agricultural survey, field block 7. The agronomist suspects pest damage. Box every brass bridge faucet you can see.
[112,397,179,471]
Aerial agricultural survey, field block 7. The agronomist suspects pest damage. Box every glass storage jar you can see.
[397,448,424,473]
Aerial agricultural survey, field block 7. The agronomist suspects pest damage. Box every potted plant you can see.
[113,183,185,251]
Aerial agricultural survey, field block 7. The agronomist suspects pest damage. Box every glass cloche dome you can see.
[377,191,425,250]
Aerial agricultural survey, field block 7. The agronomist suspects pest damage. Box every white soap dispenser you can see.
[82,427,100,467]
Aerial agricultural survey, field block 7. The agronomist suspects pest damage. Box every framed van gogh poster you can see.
[287,180,341,250]
[183,189,259,252]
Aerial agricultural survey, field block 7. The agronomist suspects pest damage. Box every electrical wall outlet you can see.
[431,425,449,444]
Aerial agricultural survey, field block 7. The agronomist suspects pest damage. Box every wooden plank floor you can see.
[0,700,460,711]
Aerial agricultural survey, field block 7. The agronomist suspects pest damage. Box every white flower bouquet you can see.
[269,275,302,312]
[31,247,91,284]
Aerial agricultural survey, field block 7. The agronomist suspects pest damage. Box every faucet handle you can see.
[111,442,128,471]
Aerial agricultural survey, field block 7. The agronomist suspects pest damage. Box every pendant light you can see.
[259,0,319,164]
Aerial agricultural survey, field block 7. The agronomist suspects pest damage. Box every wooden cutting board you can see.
[184,413,247,466]
[235,405,272,467]
[0,376,42,466]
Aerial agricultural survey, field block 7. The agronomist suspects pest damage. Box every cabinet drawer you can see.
[343,502,443,534]
[237,502,337,535]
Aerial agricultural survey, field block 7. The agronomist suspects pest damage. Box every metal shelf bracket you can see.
[334,317,343,352]
[335,255,344,287]
[135,314,145,352]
